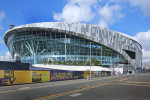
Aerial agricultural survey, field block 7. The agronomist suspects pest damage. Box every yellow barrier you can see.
[105,71,107,77]
[83,71,94,79]
[0,70,4,78]
[0,70,15,85]
[14,70,32,84]
[0,70,50,85]
[0,70,111,86]
[32,71,50,83]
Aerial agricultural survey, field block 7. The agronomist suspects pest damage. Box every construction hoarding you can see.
[0,69,114,86]
[83,71,95,79]
[50,70,73,81]
[0,70,50,86]
[73,71,83,79]
[32,71,50,83]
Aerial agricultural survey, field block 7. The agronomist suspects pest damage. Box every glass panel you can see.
[7,31,127,66]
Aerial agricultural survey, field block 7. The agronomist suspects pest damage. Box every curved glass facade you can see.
[7,30,126,65]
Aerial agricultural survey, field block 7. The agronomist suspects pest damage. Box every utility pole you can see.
[112,54,114,76]
[65,34,66,61]
[101,45,102,66]
[90,42,92,80]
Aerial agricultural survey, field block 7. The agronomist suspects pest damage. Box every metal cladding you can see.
[4,22,142,69]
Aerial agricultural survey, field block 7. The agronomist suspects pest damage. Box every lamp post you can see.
[101,45,102,66]
[90,42,92,80]
[112,54,114,76]
[65,34,66,61]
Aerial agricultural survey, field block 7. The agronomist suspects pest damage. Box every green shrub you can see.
[67,60,72,65]
[53,59,57,64]
[62,60,66,65]
[85,60,90,66]
[73,61,76,65]
[58,60,62,64]
[48,60,52,65]
[38,60,42,64]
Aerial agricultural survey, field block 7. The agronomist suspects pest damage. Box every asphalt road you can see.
[0,73,150,100]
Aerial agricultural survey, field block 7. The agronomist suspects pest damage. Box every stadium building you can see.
[4,22,142,71]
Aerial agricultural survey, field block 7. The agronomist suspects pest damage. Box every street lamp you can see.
[90,42,92,80]
[101,45,102,66]
[112,53,114,76]
[65,33,66,61]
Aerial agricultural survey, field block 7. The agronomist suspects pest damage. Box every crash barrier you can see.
[0,70,114,86]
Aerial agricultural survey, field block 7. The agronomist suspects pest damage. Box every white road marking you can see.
[18,87,31,90]
[69,93,82,97]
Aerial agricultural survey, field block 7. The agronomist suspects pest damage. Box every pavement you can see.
[0,73,150,100]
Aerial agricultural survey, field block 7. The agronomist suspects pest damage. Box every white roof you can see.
[33,64,113,71]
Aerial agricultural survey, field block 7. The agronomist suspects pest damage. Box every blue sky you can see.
[0,0,150,63]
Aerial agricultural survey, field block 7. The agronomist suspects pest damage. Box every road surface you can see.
[0,73,150,100]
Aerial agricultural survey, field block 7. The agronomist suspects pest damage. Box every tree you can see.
[48,60,52,65]
[91,58,95,65]
[82,62,85,66]
[62,60,66,65]
[85,60,90,66]
[77,61,82,66]
[43,59,47,64]
[94,59,99,66]
[73,61,76,65]
[67,60,72,65]
[58,60,62,64]
[53,59,57,64]
[99,62,102,66]
[38,60,42,64]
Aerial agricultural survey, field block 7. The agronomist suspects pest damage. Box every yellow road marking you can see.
[0,79,101,94]
[117,74,143,82]
[34,83,110,100]
[0,74,143,94]
[0,77,115,94]
[125,81,150,84]
[119,83,150,87]
[75,83,103,89]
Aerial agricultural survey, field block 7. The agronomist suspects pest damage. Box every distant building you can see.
[4,22,142,71]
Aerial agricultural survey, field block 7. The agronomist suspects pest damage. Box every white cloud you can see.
[129,0,150,17]
[0,51,12,61]
[0,10,5,22]
[98,4,124,28]
[53,0,124,28]
[0,25,3,30]
[109,0,150,17]
[0,37,4,44]
[142,49,150,59]
[109,0,127,3]
[134,30,150,63]
[134,30,150,51]
[0,10,5,30]
[109,0,121,3]
[53,0,97,22]
[143,59,150,63]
